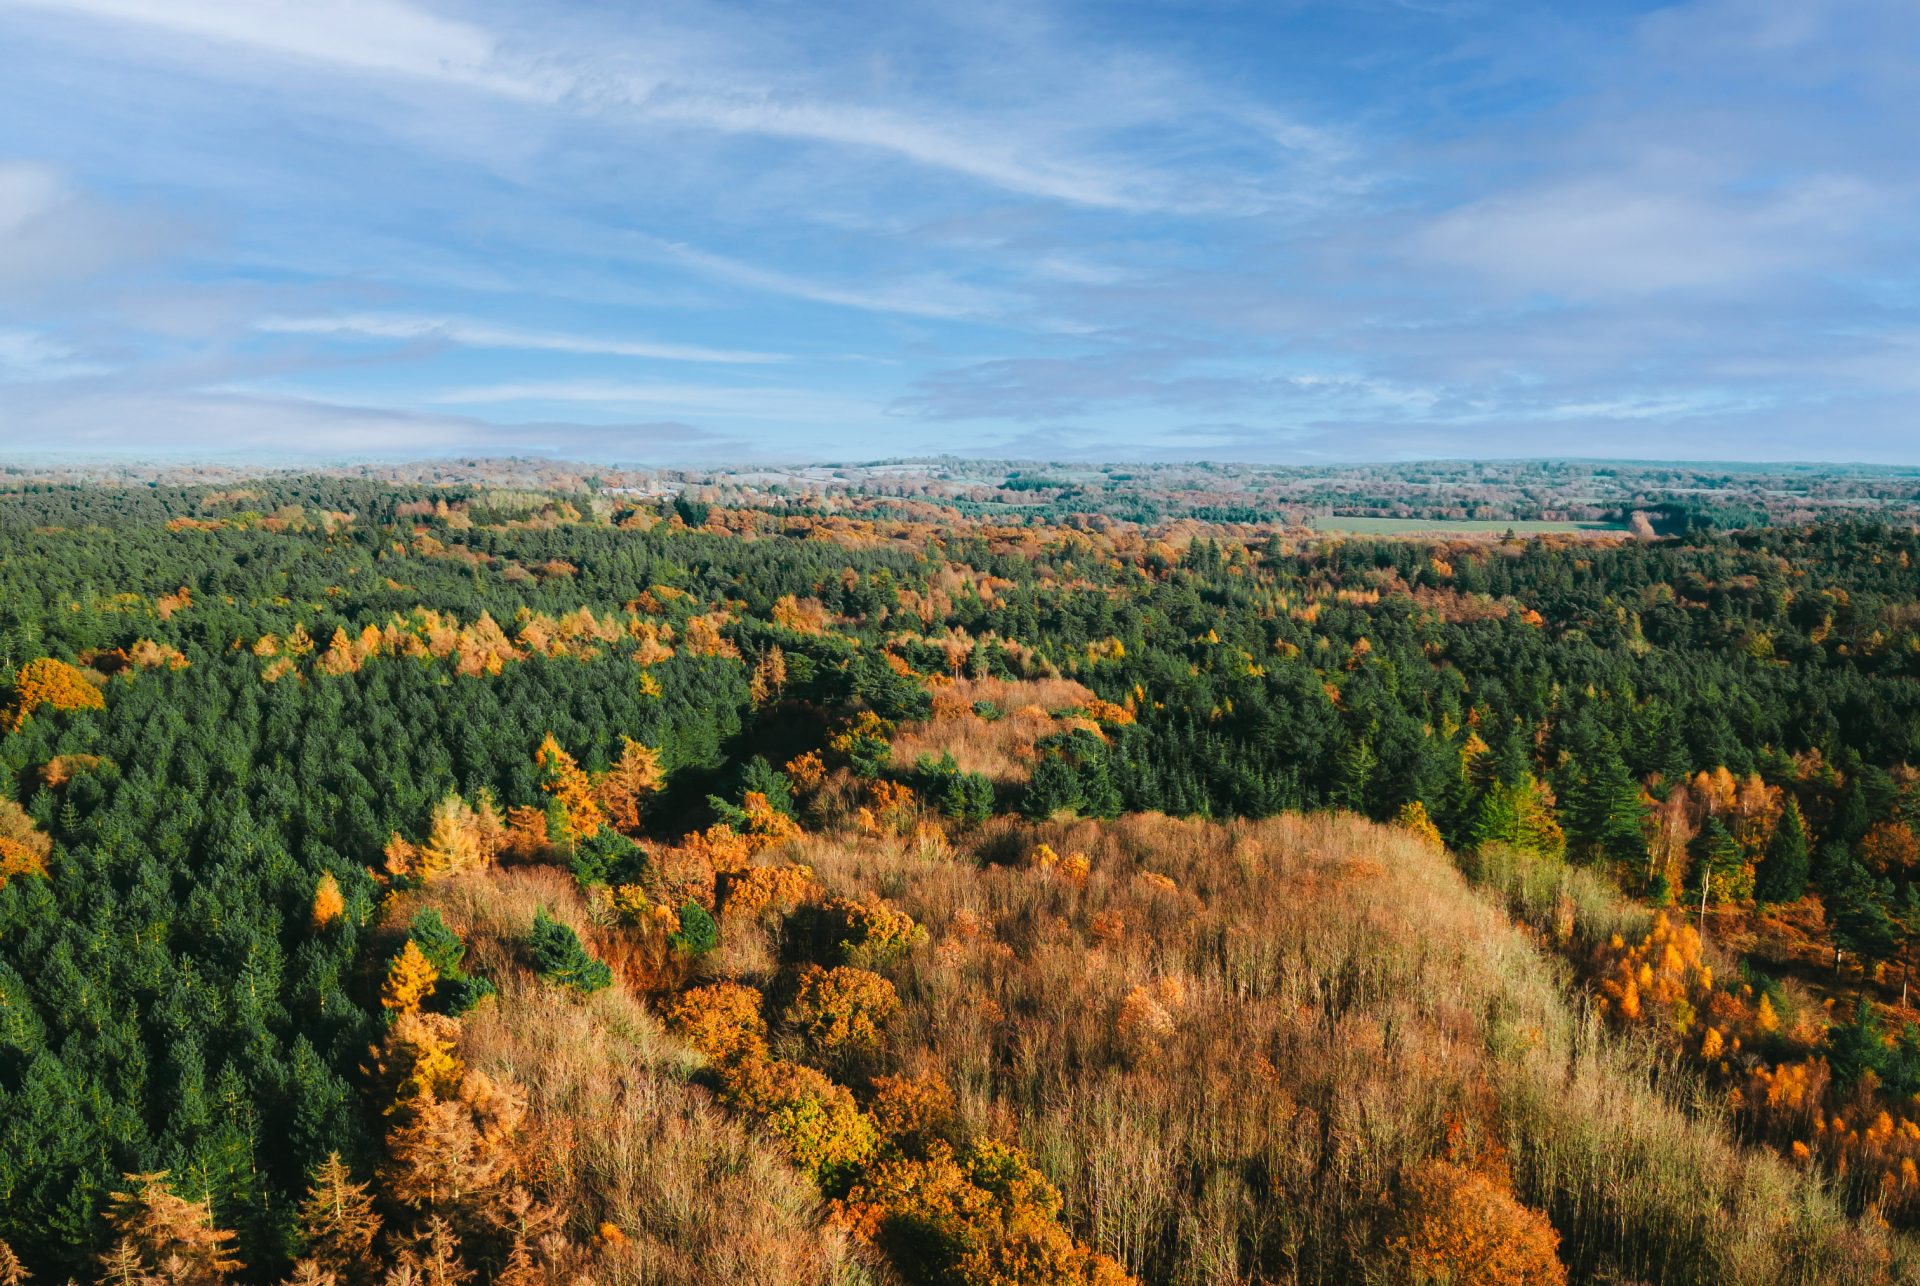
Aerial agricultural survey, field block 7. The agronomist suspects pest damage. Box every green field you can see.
[1306,515,1628,535]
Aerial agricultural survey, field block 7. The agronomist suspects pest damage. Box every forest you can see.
[2,471,1920,1284]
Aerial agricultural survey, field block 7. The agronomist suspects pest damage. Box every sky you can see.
[0,0,1916,465]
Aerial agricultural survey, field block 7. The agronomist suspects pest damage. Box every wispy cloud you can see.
[0,382,739,460]
[0,327,103,379]
[644,237,1008,321]
[258,313,787,364]
[630,88,1151,211]
[3,0,1917,461]
[428,378,878,423]
[4,0,549,96]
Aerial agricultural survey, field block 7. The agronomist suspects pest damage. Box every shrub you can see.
[839,1137,1134,1286]
[1385,1159,1566,1286]
[785,965,899,1056]
[722,1060,878,1192]
[666,982,768,1064]
[818,896,925,969]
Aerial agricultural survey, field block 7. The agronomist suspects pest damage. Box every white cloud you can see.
[0,384,735,460]
[427,377,877,422]
[3,0,549,96]
[0,160,178,295]
[1414,174,1877,299]
[258,313,787,364]
[0,328,103,379]
[631,87,1148,211]
[647,237,1006,321]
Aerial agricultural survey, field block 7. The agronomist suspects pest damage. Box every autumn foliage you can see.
[1385,1159,1566,1285]
[6,657,105,731]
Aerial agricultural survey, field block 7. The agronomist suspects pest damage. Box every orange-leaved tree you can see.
[7,657,106,731]
[381,940,439,1014]
[102,1171,245,1286]
[535,735,604,842]
[1385,1159,1566,1286]
[595,737,664,835]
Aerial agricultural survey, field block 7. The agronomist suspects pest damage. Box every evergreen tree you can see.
[1559,727,1649,868]
[668,900,720,958]
[1823,852,1899,972]
[1022,756,1081,820]
[527,909,612,994]
[1756,797,1810,903]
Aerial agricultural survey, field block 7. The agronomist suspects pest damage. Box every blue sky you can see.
[0,0,1915,464]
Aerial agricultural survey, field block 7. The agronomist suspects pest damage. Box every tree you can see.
[1471,777,1565,859]
[408,912,494,1016]
[1823,848,1899,972]
[527,909,612,994]
[1394,800,1443,846]
[595,738,663,835]
[310,872,346,930]
[415,796,489,882]
[296,1154,380,1282]
[1022,756,1081,820]
[1696,817,1751,906]
[784,965,899,1056]
[1559,734,1648,868]
[103,1172,244,1286]
[0,1240,27,1286]
[382,941,440,1015]
[1755,797,1810,903]
[1861,819,1920,878]
[1385,1159,1566,1286]
[668,900,720,958]
[6,657,106,731]
[534,735,603,843]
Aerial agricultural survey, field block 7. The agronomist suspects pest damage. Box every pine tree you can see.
[1022,756,1081,820]
[1756,797,1810,903]
[527,909,612,993]
[1824,851,1899,971]
[1554,713,1647,866]
[668,900,720,958]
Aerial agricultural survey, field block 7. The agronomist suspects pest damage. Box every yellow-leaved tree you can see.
[381,940,439,1014]
[310,872,346,930]
[535,734,603,842]
[595,737,664,835]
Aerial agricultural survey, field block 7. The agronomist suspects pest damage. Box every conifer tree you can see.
[0,1240,26,1286]
[527,910,612,993]
[1756,797,1810,903]
[103,1172,244,1286]
[310,873,346,931]
[382,942,440,1014]
[296,1154,380,1283]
